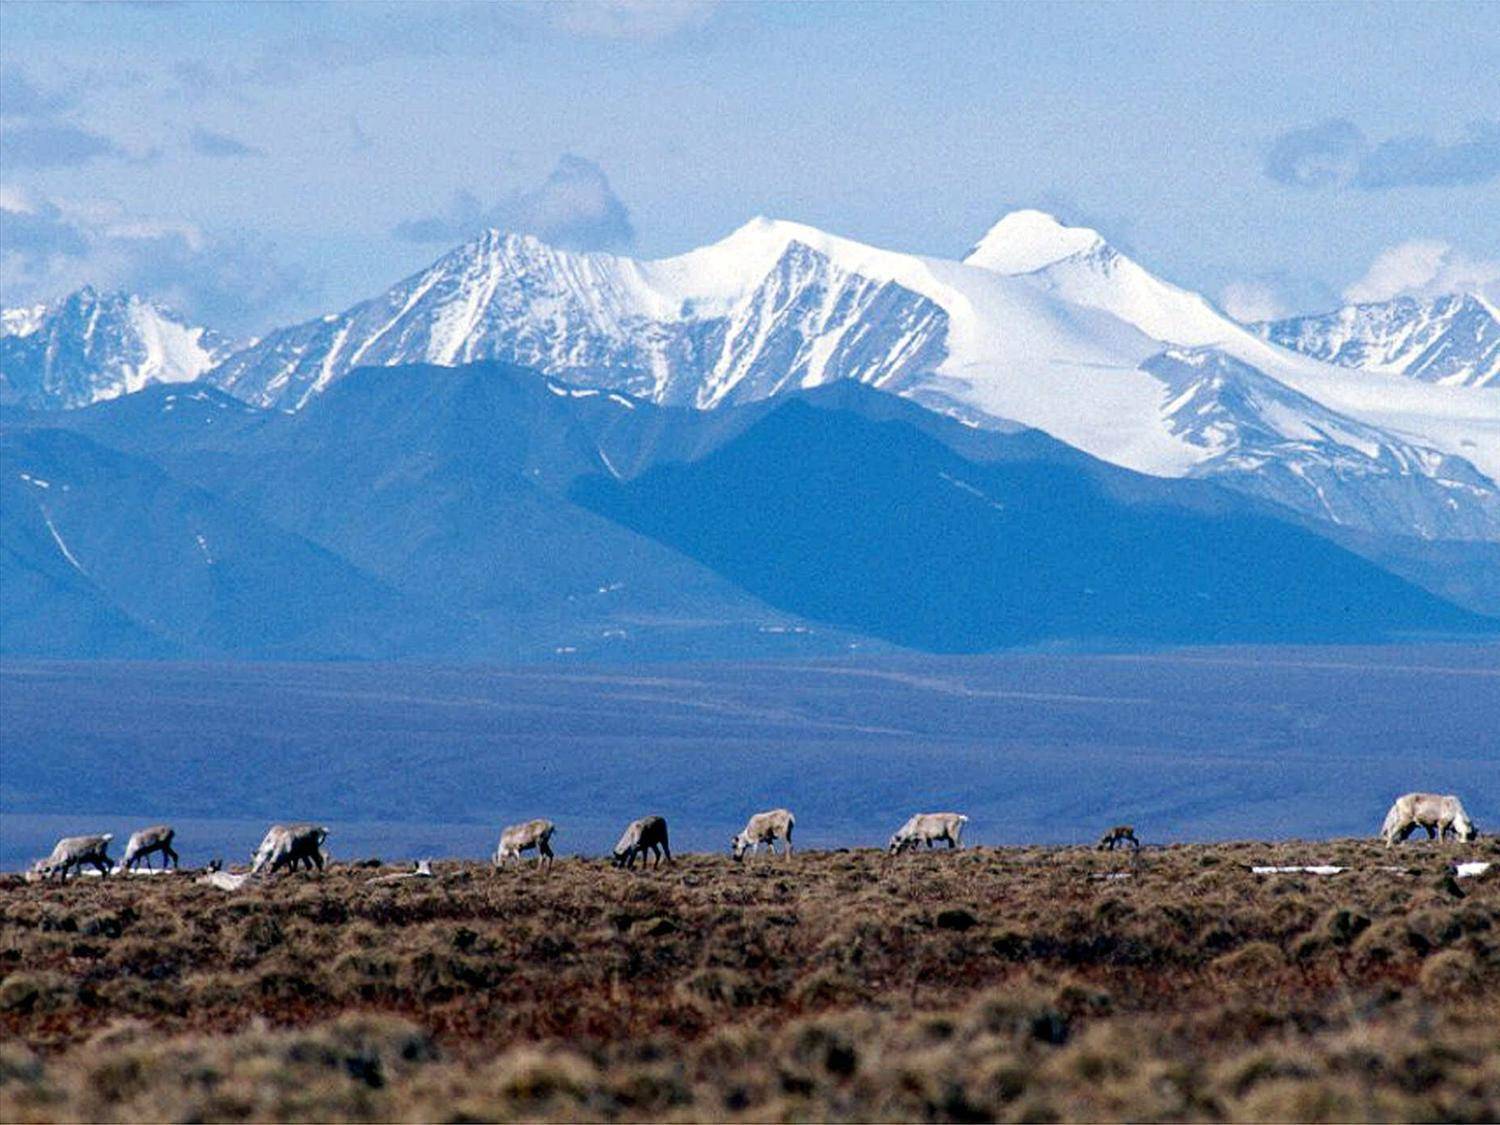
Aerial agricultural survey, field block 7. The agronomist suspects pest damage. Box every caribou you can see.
[250,823,330,875]
[732,808,795,861]
[1382,793,1477,847]
[493,818,557,871]
[29,834,115,882]
[613,815,671,869]
[1096,825,1140,852]
[888,812,968,855]
[121,825,180,872]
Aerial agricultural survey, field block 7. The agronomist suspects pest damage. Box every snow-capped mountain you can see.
[965,209,1242,347]
[1253,294,1499,389]
[202,211,1500,543]
[1145,348,1500,541]
[0,288,230,411]
[207,226,958,416]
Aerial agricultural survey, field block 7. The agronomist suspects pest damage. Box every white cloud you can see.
[1,187,306,335]
[1219,280,1289,323]
[393,155,634,251]
[1343,239,1500,305]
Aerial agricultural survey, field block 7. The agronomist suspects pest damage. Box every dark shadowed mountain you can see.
[0,427,429,658]
[572,398,1489,650]
[5,368,856,659]
[2,362,1491,659]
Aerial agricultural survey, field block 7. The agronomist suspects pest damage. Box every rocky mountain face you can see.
[1255,294,1499,389]
[0,288,229,410]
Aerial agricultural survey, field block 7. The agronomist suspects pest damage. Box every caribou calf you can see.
[732,808,795,861]
[613,815,671,869]
[122,824,180,872]
[1096,825,1140,852]
[250,823,329,875]
[494,818,557,871]
[889,812,968,855]
[31,834,114,882]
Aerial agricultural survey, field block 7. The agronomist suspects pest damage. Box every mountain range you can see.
[1254,293,1499,389]
[3,365,1489,659]
[2,210,1497,658]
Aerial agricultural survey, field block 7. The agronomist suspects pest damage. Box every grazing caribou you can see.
[250,823,329,875]
[888,812,968,855]
[732,808,795,861]
[1096,825,1140,852]
[122,824,179,872]
[494,818,557,871]
[612,815,671,869]
[29,834,115,882]
[1382,793,1477,847]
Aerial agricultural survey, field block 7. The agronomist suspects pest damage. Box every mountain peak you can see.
[0,288,229,409]
[710,215,834,257]
[1257,289,1499,388]
[470,228,553,254]
[964,209,1107,275]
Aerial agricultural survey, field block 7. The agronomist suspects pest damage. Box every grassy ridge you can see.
[2,839,1498,1121]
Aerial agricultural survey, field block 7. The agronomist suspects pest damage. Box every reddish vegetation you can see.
[2,839,1498,1121]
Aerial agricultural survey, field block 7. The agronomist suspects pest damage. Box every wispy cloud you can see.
[1357,121,1500,189]
[188,126,264,158]
[1219,280,1289,324]
[1343,240,1500,305]
[0,66,75,117]
[165,23,453,103]
[0,187,309,335]
[393,155,635,251]
[1266,119,1500,190]
[347,115,374,153]
[0,64,144,169]
[0,122,126,168]
[547,0,716,41]
[1218,270,1339,324]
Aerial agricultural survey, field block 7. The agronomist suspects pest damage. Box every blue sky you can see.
[2,0,1497,335]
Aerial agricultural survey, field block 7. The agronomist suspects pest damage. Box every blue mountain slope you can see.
[572,399,1490,650]
[46,367,860,660]
[5,362,1489,659]
[0,427,435,658]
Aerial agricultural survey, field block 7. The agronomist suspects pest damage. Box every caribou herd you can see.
[21,791,1485,884]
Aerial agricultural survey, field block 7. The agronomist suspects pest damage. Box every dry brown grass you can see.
[2,838,1498,1122]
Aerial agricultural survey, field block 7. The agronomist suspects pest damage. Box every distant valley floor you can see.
[2,645,1497,871]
